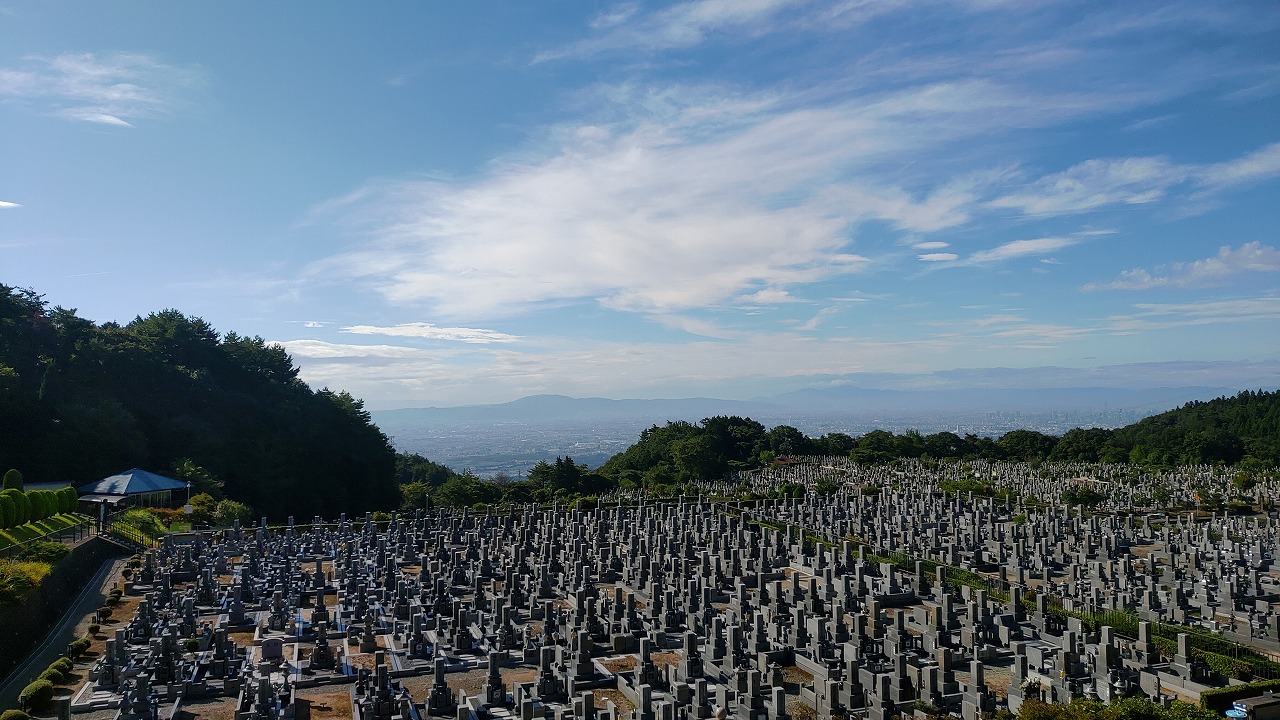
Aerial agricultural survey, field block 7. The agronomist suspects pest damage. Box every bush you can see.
[67,636,90,658]
[3,469,22,491]
[96,606,112,620]
[0,494,14,529]
[17,679,53,710]
[37,667,63,684]
[0,560,52,605]
[184,638,199,653]
[88,623,100,635]
[50,657,73,674]
[0,488,28,526]
[213,500,253,527]
[1,709,31,720]
[16,540,70,564]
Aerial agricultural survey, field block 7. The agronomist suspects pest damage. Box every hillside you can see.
[0,285,400,519]
[1106,389,1280,467]
[591,389,1280,490]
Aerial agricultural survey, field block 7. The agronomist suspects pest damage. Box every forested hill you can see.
[0,285,400,519]
[595,389,1279,490]
[1108,389,1280,467]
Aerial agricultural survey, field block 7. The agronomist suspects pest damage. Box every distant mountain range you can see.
[373,386,1238,430]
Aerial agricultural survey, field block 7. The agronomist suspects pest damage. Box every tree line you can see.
[0,285,400,520]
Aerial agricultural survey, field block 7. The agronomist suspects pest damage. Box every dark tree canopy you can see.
[0,285,400,519]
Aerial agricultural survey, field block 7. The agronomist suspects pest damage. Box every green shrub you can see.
[184,638,199,653]
[16,540,70,564]
[88,623,100,635]
[2,469,22,491]
[67,636,90,658]
[50,657,73,674]
[0,494,14,529]
[0,488,28,525]
[17,679,53,710]
[37,667,63,684]
[96,606,112,620]
[1,709,31,720]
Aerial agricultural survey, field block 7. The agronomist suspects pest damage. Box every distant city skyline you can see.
[3,2,1278,409]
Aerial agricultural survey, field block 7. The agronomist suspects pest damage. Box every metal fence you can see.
[0,515,94,560]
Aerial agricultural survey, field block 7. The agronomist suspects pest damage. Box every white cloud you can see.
[537,0,806,61]
[913,241,950,250]
[278,340,450,361]
[0,52,197,126]
[1198,142,1280,189]
[314,75,1133,320]
[967,237,1074,264]
[0,200,21,209]
[992,143,1280,216]
[990,156,1186,215]
[738,288,799,304]
[341,322,520,344]
[1108,297,1280,333]
[1085,241,1280,290]
[917,252,958,262]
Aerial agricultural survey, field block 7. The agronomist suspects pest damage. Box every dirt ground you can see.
[171,696,238,720]
[650,651,682,669]
[593,687,634,713]
[295,688,353,719]
[398,665,537,701]
[601,656,637,673]
[781,665,813,685]
[792,702,817,720]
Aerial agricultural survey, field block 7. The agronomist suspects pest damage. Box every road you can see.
[0,550,125,712]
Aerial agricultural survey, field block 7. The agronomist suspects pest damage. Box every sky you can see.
[2,1,1279,409]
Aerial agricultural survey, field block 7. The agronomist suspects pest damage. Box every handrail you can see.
[0,515,94,559]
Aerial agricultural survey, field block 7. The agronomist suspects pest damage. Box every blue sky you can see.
[3,1,1279,409]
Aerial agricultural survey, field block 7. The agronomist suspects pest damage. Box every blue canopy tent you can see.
[77,468,189,508]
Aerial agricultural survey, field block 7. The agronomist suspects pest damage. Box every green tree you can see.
[399,481,434,511]
[997,429,1059,463]
[171,459,223,500]
[213,500,253,526]
[2,469,22,491]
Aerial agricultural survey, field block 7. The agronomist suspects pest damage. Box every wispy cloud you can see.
[0,52,198,126]
[1108,296,1280,333]
[991,142,1280,216]
[1085,241,1280,290]
[341,322,520,344]
[536,0,806,61]
[312,70,1154,319]
[0,200,21,209]
[967,237,1075,264]
[917,252,958,262]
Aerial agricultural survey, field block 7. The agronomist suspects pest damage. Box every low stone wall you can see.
[0,537,126,681]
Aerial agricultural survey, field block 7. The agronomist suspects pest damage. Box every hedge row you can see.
[1200,678,1280,710]
[0,487,77,530]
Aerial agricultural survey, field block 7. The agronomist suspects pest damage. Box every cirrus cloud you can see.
[342,322,520,344]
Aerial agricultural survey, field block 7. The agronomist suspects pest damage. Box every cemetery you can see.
[11,457,1280,720]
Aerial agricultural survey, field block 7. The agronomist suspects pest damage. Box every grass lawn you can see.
[0,513,91,551]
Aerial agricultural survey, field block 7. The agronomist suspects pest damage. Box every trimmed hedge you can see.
[1200,678,1280,710]
[17,678,53,710]
[0,709,31,720]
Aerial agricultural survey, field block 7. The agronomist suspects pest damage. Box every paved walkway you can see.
[0,547,126,712]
